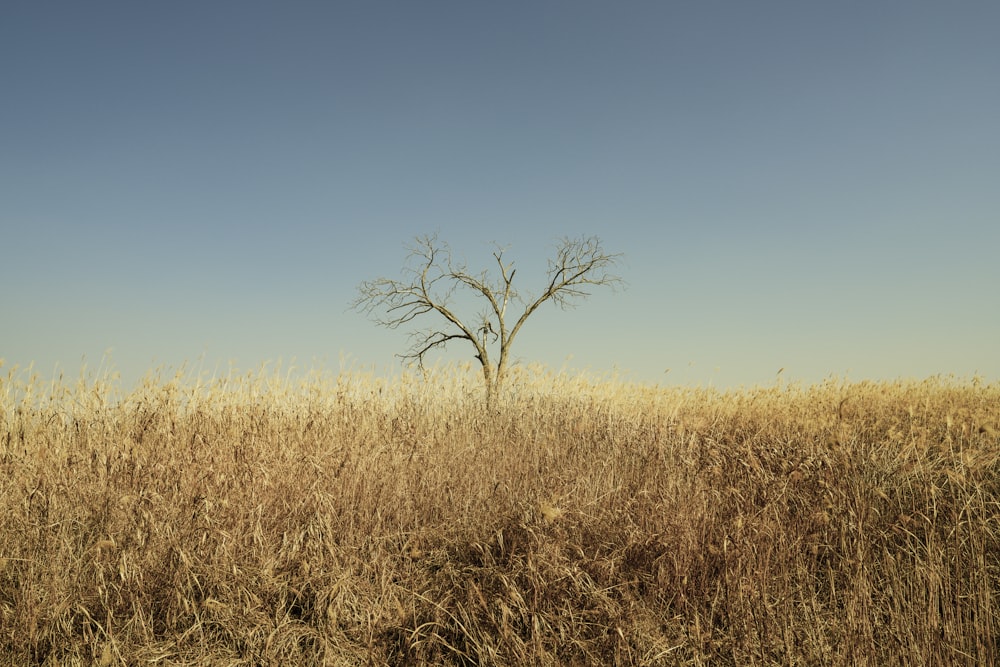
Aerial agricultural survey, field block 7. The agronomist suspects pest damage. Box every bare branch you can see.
[506,235,623,348]
[401,329,472,369]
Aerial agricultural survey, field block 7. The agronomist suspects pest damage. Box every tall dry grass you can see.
[1,361,998,665]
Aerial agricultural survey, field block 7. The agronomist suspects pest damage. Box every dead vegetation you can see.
[1,363,998,665]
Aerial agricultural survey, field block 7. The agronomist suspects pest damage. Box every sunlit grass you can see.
[2,361,998,665]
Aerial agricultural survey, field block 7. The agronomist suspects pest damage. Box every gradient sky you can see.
[3,1,998,390]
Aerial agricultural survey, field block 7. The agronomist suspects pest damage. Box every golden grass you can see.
[1,361,999,665]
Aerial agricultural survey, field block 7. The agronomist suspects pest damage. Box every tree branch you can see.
[506,235,623,347]
[353,233,489,366]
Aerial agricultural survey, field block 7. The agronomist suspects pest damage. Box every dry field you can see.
[1,362,999,665]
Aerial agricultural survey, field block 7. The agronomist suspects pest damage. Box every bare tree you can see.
[353,234,623,405]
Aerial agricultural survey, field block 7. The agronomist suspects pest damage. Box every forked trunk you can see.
[480,363,507,409]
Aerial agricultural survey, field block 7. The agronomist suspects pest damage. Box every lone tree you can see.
[353,233,623,405]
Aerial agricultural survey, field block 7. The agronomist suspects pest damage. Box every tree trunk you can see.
[480,361,495,409]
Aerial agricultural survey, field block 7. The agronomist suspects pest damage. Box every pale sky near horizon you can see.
[3,1,998,391]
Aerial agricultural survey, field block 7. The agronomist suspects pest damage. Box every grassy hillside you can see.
[2,363,998,665]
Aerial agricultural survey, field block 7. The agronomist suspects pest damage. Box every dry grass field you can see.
[1,362,999,665]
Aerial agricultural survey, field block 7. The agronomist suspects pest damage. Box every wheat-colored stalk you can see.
[0,364,997,664]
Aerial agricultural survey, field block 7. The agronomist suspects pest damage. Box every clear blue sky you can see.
[3,1,998,389]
